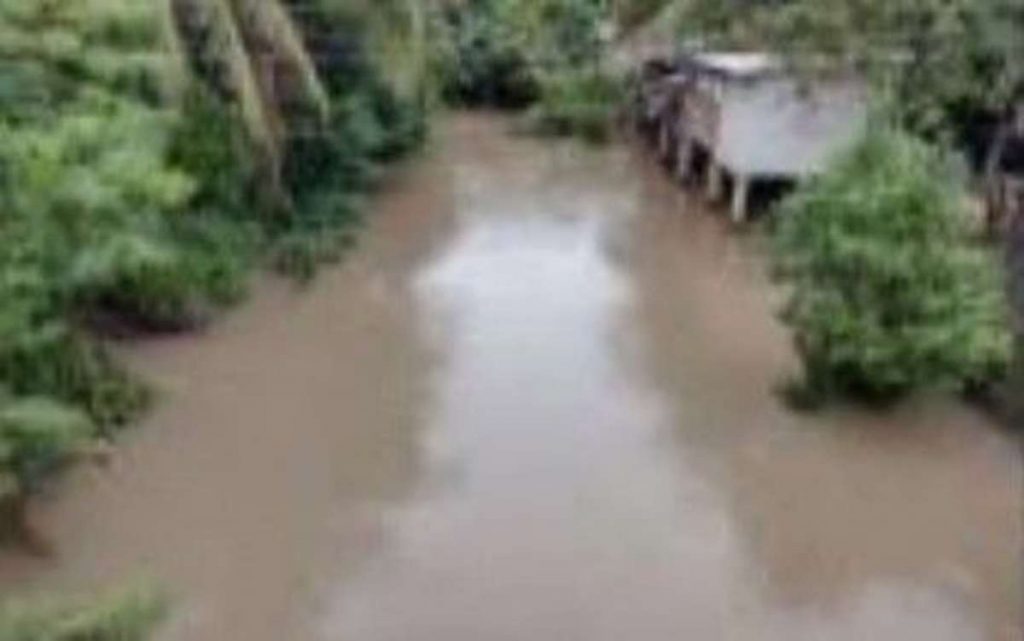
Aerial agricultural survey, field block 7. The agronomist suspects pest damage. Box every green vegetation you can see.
[773,128,1012,405]
[525,69,622,143]
[0,584,165,641]
[644,0,1023,410]
[0,398,92,506]
[0,0,191,522]
[0,0,430,532]
[440,0,540,108]
[441,0,623,142]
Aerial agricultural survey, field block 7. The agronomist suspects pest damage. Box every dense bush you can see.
[0,1,187,480]
[773,128,1013,404]
[0,397,92,503]
[440,0,625,142]
[440,0,613,111]
[525,69,622,143]
[272,5,428,280]
[440,1,540,108]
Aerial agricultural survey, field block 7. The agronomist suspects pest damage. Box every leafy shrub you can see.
[364,81,428,160]
[272,148,364,281]
[272,9,428,281]
[69,235,200,332]
[525,69,622,143]
[284,97,383,199]
[0,0,196,511]
[168,88,257,218]
[440,0,616,118]
[165,88,262,308]
[0,96,199,330]
[269,228,355,282]
[0,584,165,641]
[0,397,92,500]
[440,1,541,108]
[774,127,1013,404]
[532,0,609,67]
[0,287,148,430]
[170,214,256,308]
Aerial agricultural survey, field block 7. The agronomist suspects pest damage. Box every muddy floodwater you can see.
[1,115,1021,641]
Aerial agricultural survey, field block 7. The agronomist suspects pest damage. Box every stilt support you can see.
[676,138,695,183]
[706,162,725,202]
[731,175,750,223]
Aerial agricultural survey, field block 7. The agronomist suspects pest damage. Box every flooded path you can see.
[1,115,1021,641]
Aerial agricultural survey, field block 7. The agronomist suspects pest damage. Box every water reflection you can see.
[323,116,1021,641]
[322,116,729,640]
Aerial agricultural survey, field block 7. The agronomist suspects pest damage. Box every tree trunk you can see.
[159,0,190,104]
[984,119,1012,232]
[227,0,330,123]
[169,0,294,219]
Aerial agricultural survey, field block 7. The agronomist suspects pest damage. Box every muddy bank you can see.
[0,115,1020,641]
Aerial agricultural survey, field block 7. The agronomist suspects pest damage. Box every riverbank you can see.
[1,115,1020,641]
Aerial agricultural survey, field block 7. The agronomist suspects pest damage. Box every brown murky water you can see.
[1,114,1021,641]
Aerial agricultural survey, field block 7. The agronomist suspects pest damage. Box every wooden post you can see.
[706,162,725,202]
[676,138,695,183]
[731,174,750,223]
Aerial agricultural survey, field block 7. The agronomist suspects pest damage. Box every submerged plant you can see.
[0,397,93,502]
[0,583,166,641]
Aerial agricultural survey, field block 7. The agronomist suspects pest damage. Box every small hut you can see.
[633,59,678,149]
[669,52,868,221]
